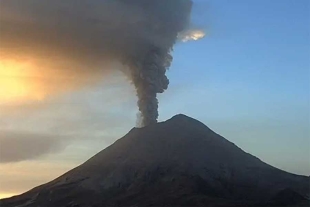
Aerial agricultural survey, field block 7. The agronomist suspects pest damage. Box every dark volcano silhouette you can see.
[1,114,309,207]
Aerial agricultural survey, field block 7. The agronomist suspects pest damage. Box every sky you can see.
[0,0,309,199]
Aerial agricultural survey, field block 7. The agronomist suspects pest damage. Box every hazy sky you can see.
[0,0,309,199]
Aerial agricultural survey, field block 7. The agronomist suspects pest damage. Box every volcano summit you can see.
[1,115,309,207]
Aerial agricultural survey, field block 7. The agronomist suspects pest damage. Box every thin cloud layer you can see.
[0,131,67,163]
[0,84,136,163]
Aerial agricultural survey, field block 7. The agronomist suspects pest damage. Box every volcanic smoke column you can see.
[129,47,172,126]
[123,0,193,126]
[0,0,198,127]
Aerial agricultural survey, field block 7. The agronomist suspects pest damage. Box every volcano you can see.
[1,114,309,207]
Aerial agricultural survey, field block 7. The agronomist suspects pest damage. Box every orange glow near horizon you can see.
[0,193,16,199]
[0,56,112,106]
[0,59,46,103]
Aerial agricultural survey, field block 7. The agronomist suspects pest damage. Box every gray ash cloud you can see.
[0,0,193,126]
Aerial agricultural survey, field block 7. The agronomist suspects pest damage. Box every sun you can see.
[0,59,46,103]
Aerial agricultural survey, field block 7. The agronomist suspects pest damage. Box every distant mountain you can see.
[1,114,309,207]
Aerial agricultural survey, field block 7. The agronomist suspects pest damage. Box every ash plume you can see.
[0,0,196,126]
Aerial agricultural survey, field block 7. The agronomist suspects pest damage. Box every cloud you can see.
[0,73,134,114]
[0,0,191,61]
[0,0,191,105]
[0,84,137,163]
[0,0,140,103]
[0,131,68,163]
[0,161,77,196]
[0,0,198,125]
[178,28,206,42]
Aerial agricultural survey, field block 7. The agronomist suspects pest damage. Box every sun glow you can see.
[0,193,16,199]
[0,60,46,103]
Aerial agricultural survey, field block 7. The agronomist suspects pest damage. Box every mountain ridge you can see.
[1,114,309,207]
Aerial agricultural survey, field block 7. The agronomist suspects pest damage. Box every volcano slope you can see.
[1,114,309,207]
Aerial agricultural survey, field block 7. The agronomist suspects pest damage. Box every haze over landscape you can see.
[0,0,309,201]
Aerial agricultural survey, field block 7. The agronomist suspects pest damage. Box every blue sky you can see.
[160,0,309,174]
[0,0,309,198]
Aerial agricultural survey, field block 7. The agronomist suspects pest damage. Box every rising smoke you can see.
[0,0,202,126]
[107,0,194,126]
